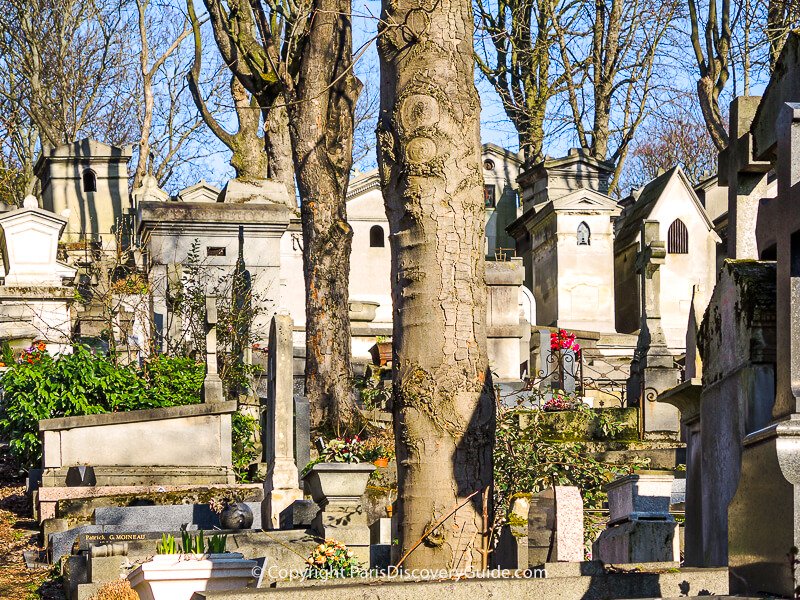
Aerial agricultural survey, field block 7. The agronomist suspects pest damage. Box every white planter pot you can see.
[302,462,375,505]
[605,472,675,523]
[127,553,258,600]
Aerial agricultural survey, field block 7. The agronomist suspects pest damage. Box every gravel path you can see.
[0,445,64,600]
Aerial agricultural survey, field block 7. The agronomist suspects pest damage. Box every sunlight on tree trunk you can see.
[377,0,494,569]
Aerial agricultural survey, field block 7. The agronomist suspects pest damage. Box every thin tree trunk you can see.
[134,0,153,189]
[377,0,494,570]
[697,76,729,151]
[264,97,296,202]
[287,0,360,434]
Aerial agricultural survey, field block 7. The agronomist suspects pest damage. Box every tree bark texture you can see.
[287,0,361,434]
[377,0,495,570]
[264,98,297,202]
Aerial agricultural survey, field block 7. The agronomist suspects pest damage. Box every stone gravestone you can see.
[593,473,679,564]
[201,296,224,403]
[262,313,303,529]
[724,80,800,595]
[528,486,584,566]
[494,495,529,569]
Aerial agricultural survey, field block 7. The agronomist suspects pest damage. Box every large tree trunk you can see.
[377,0,494,570]
[287,0,361,434]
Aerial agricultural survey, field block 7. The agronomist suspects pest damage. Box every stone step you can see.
[191,566,729,600]
[595,447,686,470]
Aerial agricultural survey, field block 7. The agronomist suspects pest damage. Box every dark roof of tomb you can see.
[614,167,677,248]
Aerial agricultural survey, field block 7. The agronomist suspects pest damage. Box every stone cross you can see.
[723,96,772,259]
[635,220,669,353]
[632,220,680,436]
[201,296,224,403]
[772,102,800,419]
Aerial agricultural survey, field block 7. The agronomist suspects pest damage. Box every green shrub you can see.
[143,354,206,406]
[231,411,260,482]
[494,398,650,555]
[0,345,203,467]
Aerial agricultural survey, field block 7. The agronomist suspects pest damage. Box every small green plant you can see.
[355,371,391,411]
[156,533,179,554]
[231,412,259,482]
[182,530,206,554]
[207,534,228,554]
[304,539,361,578]
[362,443,393,462]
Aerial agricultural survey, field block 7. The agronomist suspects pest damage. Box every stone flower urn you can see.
[302,462,376,507]
[348,300,380,323]
[220,502,254,530]
[128,553,258,600]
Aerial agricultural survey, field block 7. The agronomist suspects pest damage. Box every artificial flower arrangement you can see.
[550,329,581,353]
[305,538,361,578]
[319,436,366,463]
[542,390,577,412]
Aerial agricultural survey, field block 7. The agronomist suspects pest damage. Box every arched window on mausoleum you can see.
[82,169,97,193]
[577,222,591,245]
[369,225,385,248]
[668,219,689,254]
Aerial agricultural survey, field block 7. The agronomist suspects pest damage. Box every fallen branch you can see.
[395,487,484,570]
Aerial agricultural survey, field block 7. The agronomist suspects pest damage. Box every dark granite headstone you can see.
[279,499,319,530]
[92,502,261,531]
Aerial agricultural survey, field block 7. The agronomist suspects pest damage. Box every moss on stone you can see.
[517,407,638,442]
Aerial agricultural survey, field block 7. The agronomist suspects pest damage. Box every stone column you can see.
[485,258,524,381]
[262,313,303,529]
[774,102,800,421]
[201,296,224,403]
[658,380,702,565]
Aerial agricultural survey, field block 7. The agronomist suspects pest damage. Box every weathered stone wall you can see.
[696,260,776,567]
